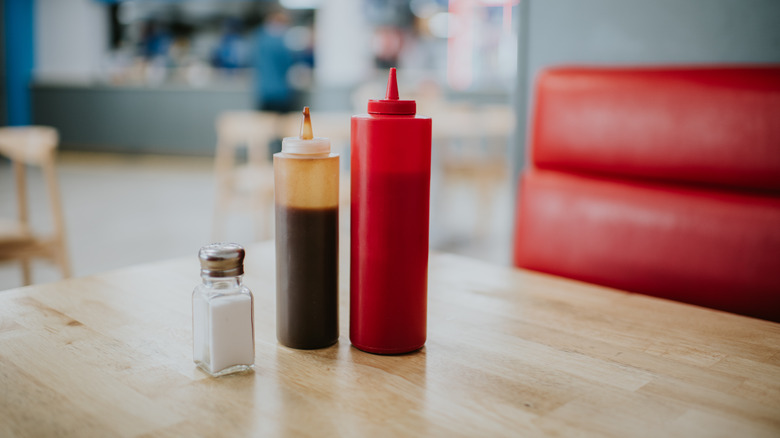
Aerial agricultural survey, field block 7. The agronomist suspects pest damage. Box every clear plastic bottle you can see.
[192,243,255,376]
[274,107,339,349]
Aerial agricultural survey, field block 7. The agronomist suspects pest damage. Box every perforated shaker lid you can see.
[199,242,245,277]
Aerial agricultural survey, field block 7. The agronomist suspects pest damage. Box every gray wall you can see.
[513,0,780,185]
[33,83,253,155]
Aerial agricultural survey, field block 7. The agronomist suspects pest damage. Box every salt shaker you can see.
[193,243,255,376]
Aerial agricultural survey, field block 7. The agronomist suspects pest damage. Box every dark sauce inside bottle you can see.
[275,205,339,349]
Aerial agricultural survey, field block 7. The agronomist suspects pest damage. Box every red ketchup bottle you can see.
[350,68,432,354]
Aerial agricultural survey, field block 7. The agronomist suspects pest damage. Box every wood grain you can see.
[1,241,779,437]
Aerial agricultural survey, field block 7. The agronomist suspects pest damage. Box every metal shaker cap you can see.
[199,243,245,277]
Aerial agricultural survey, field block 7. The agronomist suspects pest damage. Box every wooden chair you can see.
[212,111,279,242]
[0,126,71,285]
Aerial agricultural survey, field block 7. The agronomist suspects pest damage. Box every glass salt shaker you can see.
[193,243,255,376]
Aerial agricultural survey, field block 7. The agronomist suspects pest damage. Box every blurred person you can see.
[373,26,405,69]
[213,18,249,71]
[253,12,296,113]
[137,20,173,85]
[253,11,299,157]
[141,20,172,61]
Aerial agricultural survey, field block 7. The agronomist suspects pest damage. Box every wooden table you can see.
[1,242,779,437]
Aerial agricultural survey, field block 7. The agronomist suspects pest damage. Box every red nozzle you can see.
[385,67,399,100]
[367,67,416,115]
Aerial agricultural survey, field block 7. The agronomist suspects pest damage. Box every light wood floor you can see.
[0,152,512,290]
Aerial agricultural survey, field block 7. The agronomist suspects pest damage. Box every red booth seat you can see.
[514,66,780,322]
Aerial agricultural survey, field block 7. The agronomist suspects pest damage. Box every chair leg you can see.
[475,176,494,239]
[57,239,72,279]
[252,192,268,242]
[212,209,225,242]
[212,187,230,242]
[42,154,72,280]
[21,258,32,286]
[264,194,274,240]
[212,138,234,242]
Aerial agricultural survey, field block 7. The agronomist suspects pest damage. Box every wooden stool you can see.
[0,126,71,285]
[213,111,279,242]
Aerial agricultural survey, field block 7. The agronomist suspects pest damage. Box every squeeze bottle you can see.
[274,107,339,349]
[350,68,432,354]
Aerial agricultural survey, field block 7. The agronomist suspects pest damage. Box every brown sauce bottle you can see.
[274,108,339,349]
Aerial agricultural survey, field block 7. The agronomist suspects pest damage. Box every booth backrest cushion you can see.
[532,66,780,193]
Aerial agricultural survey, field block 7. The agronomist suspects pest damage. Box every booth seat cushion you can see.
[514,168,780,322]
[532,66,780,193]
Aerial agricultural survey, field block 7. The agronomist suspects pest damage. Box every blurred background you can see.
[1,0,779,289]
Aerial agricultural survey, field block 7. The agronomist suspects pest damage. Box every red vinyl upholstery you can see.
[514,66,780,322]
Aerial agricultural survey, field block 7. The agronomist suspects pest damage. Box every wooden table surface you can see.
[1,241,779,437]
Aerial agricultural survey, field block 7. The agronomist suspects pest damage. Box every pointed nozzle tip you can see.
[300,106,313,140]
[367,67,416,114]
[385,67,399,100]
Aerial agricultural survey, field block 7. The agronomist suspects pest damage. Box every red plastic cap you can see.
[368,67,416,115]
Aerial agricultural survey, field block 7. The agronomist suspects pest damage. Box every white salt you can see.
[208,294,254,372]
